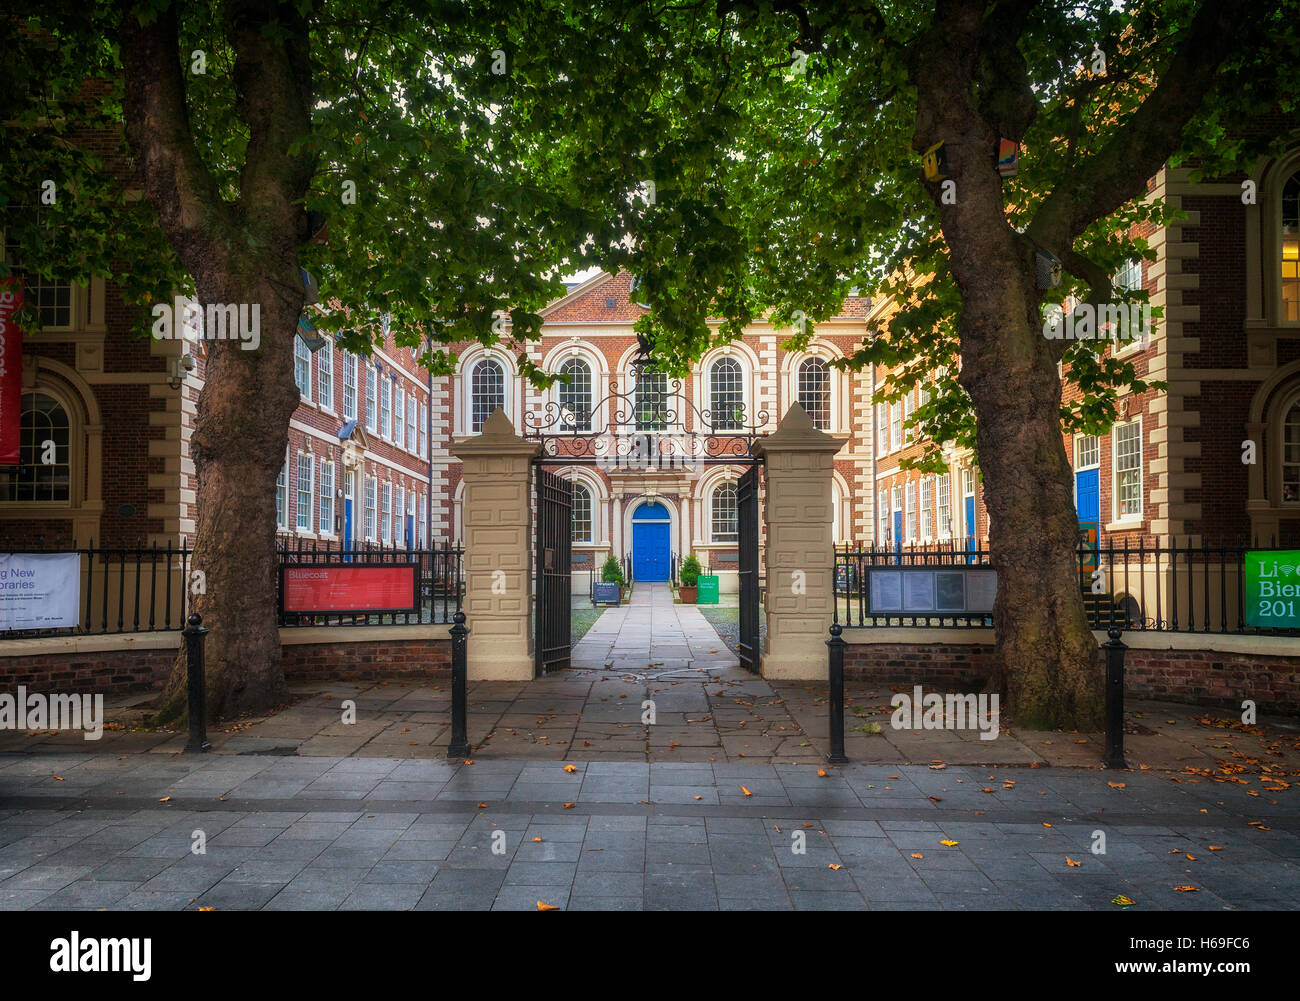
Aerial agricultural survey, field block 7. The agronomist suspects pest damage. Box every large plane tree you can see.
[495,0,1299,727]
[0,0,628,720]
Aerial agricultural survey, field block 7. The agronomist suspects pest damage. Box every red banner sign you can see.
[281,562,419,615]
[0,278,24,467]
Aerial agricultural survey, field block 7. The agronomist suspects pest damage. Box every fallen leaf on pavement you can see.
[740,786,752,797]
[537,901,560,911]
[1066,858,1081,867]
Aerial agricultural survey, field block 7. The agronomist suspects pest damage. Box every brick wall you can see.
[3,637,451,695]
[845,640,1300,712]
[3,648,176,694]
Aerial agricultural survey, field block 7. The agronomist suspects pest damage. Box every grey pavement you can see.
[1,751,1298,911]
[571,582,737,673]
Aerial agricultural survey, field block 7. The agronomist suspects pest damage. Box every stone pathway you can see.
[1,753,1297,911]
[571,582,737,672]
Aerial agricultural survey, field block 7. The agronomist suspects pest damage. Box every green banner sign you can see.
[1244,551,1300,628]
[696,575,719,605]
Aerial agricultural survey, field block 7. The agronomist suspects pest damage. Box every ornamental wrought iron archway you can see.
[527,374,767,674]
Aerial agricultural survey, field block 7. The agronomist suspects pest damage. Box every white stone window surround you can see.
[693,342,759,433]
[455,346,521,435]
[782,344,846,434]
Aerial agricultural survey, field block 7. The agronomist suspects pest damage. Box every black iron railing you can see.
[0,536,192,640]
[834,536,1300,636]
[276,538,464,626]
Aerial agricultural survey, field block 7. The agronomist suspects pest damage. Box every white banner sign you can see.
[0,553,82,631]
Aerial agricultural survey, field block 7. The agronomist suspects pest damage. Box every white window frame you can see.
[571,482,594,543]
[632,366,671,432]
[380,377,392,440]
[275,450,289,529]
[937,473,952,537]
[905,481,916,541]
[365,364,378,432]
[294,337,312,400]
[1075,434,1100,470]
[394,384,405,445]
[318,340,334,411]
[319,460,334,535]
[342,352,358,421]
[920,475,932,541]
[381,481,392,544]
[557,356,595,433]
[470,356,508,433]
[396,485,406,546]
[1112,419,1144,522]
[710,481,739,543]
[419,403,428,458]
[364,476,377,541]
[407,395,417,452]
[295,453,314,532]
[708,356,747,431]
[796,357,832,431]
[890,402,902,451]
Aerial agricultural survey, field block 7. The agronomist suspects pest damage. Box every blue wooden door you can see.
[343,498,353,562]
[633,522,670,581]
[1075,468,1099,523]
[892,511,902,548]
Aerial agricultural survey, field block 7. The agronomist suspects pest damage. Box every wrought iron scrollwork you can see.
[525,377,769,463]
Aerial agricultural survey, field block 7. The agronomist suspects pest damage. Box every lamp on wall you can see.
[167,353,195,390]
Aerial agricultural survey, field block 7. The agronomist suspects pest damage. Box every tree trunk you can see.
[154,268,302,723]
[959,294,1105,731]
[909,1,1104,730]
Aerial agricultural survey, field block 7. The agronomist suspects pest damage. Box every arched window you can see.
[571,482,593,542]
[711,481,738,543]
[1284,172,1299,322]
[634,367,668,431]
[709,357,744,430]
[797,357,831,430]
[470,358,505,432]
[558,357,592,432]
[0,392,71,502]
[1284,400,1300,503]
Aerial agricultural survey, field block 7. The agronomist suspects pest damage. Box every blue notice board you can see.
[592,581,621,606]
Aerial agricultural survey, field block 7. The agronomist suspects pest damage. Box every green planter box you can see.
[696,575,720,604]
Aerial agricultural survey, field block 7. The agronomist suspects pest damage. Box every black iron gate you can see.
[534,467,572,676]
[737,464,760,672]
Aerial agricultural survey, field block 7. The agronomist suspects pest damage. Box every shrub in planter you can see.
[600,555,626,587]
[679,554,702,603]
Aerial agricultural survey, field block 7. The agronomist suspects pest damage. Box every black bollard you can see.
[447,610,471,758]
[183,613,210,753]
[826,622,848,764]
[1104,626,1127,769]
